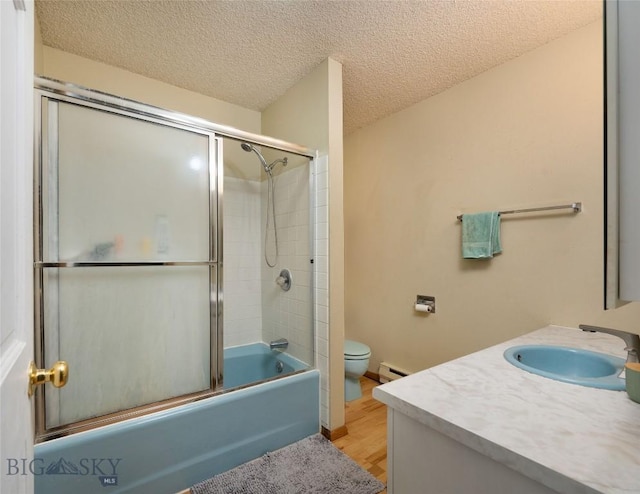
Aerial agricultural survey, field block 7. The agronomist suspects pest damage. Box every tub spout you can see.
[270,338,288,351]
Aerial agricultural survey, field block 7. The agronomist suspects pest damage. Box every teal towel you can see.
[461,212,502,259]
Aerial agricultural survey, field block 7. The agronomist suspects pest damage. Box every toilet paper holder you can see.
[415,295,436,313]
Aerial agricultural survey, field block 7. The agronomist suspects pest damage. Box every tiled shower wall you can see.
[314,155,330,430]
[224,164,315,364]
[223,177,262,347]
[261,163,314,366]
[223,157,330,430]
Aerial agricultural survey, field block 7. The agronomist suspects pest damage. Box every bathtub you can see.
[223,342,304,388]
[34,344,319,494]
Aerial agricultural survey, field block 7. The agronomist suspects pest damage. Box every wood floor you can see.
[333,377,388,493]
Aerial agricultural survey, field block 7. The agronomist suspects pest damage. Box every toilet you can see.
[344,339,372,402]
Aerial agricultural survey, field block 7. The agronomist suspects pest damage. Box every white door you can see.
[0,1,35,493]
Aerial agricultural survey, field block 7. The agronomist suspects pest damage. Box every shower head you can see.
[241,142,287,174]
[241,142,269,173]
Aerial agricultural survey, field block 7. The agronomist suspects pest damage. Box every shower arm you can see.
[267,157,288,172]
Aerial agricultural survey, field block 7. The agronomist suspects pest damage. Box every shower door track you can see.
[35,76,316,159]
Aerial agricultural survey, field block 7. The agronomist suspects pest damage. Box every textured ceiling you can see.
[35,0,602,135]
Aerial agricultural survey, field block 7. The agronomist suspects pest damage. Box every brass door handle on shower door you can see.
[28,360,69,397]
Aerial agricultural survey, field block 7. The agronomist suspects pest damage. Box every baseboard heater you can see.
[379,362,411,383]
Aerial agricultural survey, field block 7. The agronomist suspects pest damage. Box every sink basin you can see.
[503,345,625,390]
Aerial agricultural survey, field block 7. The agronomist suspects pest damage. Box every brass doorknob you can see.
[28,360,69,397]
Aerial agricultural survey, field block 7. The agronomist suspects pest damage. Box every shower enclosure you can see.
[33,77,316,441]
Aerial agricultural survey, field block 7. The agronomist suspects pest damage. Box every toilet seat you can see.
[344,340,371,360]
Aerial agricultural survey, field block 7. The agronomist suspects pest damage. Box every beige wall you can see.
[34,13,43,74]
[326,59,345,432]
[38,46,261,178]
[263,58,345,431]
[344,21,640,375]
[39,47,261,134]
[262,60,329,150]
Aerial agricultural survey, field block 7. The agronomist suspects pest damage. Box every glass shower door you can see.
[36,97,220,438]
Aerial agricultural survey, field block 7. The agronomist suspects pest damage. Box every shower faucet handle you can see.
[276,269,292,291]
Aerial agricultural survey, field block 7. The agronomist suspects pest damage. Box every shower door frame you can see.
[33,83,224,442]
[33,77,317,442]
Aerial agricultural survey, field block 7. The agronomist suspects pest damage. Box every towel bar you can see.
[457,202,581,221]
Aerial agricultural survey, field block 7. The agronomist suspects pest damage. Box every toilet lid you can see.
[344,340,371,358]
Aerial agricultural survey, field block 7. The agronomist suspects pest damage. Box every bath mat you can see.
[191,433,385,494]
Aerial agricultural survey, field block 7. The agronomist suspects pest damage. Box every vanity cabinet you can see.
[386,410,555,494]
[373,326,640,494]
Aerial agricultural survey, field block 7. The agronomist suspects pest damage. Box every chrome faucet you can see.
[579,324,640,363]
[269,338,288,351]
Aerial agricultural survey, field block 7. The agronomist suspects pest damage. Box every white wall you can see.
[345,21,640,376]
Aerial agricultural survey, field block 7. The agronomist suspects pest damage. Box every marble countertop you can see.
[373,325,640,494]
